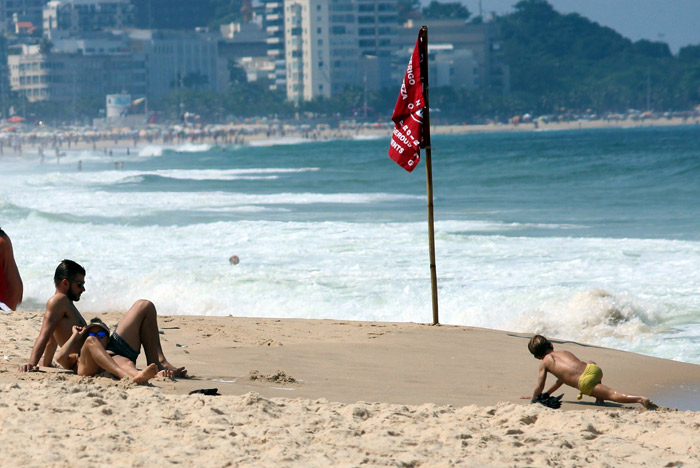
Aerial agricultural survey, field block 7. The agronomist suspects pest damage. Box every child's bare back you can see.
[542,350,590,388]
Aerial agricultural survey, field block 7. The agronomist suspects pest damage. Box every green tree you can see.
[679,45,700,62]
[207,0,245,28]
[497,0,700,113]
[422,1,470,20]
[632,40,672,58]
[38,38,53,55]
[183,71,210,89]
[397,0,421,22]
[228,60,247,84]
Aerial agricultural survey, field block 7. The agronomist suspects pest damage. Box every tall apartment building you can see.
[8,29,224,108]
[261,0,285,91]
[7,40,144,105]
[43,0,133,39]
[0,0,46,33]
[284,0,397,104]
[127,29,225,103]
[0,35,9,118]
[397,19,510,95]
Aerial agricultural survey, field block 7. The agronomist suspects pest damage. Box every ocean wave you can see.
[5,190,425,218]
[509,289,658,342]
[19,167,322,187]
[352,134,385,141]
[138,145,164,157]
[437,219,587,233]
[248,137,312,147]
[175,143,213,153]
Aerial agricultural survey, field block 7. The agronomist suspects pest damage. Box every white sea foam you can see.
[248,137,311,147]
[21,167,322,186]
[5,188,424,217]
[9,212,700,365]
[352,134,385,141]
[175,143,213,152]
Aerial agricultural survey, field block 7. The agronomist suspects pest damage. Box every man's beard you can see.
[67,289,81,302]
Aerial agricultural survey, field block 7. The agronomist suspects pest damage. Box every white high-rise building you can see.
[284,0,396,104]
[262,0,286,91]
[43,0,133,39]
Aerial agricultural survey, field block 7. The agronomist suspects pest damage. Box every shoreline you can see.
[2,309,700,466]
[0,116,698,159]
[4,310,700,410]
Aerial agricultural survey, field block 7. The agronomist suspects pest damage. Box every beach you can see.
[1,114,698,157]
[2,121,700,466]
[2,308,700,467]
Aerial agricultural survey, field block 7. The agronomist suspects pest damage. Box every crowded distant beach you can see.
[0,113,698,158]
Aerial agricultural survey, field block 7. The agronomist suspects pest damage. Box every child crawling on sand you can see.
[55,318,159,384]
[528,335,657,409]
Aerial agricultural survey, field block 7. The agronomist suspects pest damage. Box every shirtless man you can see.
[19,259,187,377]
[55,318,159,383]
[0,227,23,311]
[528,335,656,409]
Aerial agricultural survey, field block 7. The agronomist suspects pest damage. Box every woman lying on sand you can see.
[55,318,160,384]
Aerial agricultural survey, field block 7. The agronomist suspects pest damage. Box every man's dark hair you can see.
[528,335,553,359]
[54,259,86,287]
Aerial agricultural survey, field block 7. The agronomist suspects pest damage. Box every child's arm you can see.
[532,361,548,400]
[544,379,564,395]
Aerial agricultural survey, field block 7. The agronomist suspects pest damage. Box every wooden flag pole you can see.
[420,26,439,325]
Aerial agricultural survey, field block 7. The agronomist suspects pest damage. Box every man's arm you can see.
[18,305,63,372]
[40,336,58,368]
[54,326,84,371]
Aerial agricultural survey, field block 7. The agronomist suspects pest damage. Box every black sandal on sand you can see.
[189,388,220,396]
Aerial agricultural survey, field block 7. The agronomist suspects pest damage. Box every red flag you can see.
[388,32,425,172]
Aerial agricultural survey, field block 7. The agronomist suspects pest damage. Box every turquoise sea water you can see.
[1,125,699,366]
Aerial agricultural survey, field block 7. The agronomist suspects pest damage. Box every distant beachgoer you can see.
[528,335,656,409]
[0,227,23,311]
[77,160,82,171]
[19,259,187,377]
[229,255,240,265]
[55,318,159,383]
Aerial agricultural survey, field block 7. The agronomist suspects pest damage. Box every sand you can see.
[2,309,700,467]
